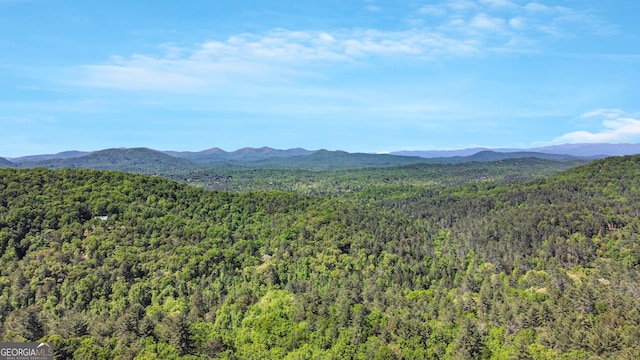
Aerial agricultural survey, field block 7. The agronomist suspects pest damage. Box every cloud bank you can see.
[554,109,640,143]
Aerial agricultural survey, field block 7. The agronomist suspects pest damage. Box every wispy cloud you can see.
[414,0,616,37]
[73,28,480,92]
[364,5,381,12]
[70,0,615,93]
[445,0,479,12]
[578,108,627,120]
[469,13,506,31]
[417,5,447,16]
[554,109,640,143]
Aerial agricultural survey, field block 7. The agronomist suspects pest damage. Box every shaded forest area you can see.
[1,156,639,359]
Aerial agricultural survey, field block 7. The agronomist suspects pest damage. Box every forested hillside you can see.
[1,156,640,359]
[21,148,199,174]
[179,158,582,194]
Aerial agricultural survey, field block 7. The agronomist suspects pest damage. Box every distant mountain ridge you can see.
[164,146,313,163]
[9,150,89,163]
[3,143,639,173]
[420,150,589,164]
[522,143,640,157]
[244,149,432,170]
[0,157,14,168]
[392,143,640,158]
[22,148,198,174]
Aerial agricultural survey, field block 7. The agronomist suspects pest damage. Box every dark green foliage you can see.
[0,156,639,358]
[183,157,582,194]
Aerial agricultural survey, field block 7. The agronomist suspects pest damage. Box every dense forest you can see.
[1,156,639,359]
[174,157,582,195]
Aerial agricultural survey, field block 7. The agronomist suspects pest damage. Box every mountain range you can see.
[0,156,14,168]
[390,143,640,158]
[164,146,313,163]
[2,143,639,172]
[12,148,199,174]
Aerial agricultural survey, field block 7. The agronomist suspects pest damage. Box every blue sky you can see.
[1,0,639,157]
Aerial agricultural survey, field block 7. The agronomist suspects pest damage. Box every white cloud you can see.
[523,2,551,13]
[470,13,505,31]
[414,0,615,39]
[579,108,626,120]
[417,5,447,16]
[519,2,616,36]
[73,28,481,92]
[445,0,479,12]
[554,110,640,143]
[508,17,526,29]
[78,63,202,91]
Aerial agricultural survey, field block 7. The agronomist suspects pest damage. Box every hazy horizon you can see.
[5,142,640,160]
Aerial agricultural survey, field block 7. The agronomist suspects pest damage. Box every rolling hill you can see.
[243,149,435,169]
[0,157,14,168]
[423,150,588,163]
[9,150,89,164]
[230,149,587,170]
[392,142,640,158]
[165,147,314,163]
[2,146,605,178]
[21,147,199,174]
